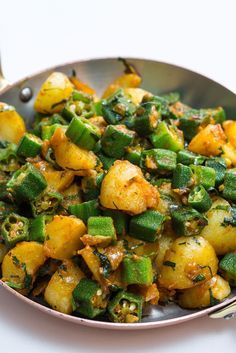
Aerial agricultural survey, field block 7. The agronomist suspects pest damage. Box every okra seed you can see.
[129,303,136,311]
[96,289,102,296]
[122,300,128,308]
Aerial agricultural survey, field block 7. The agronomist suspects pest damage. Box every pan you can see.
[0,57,236,329]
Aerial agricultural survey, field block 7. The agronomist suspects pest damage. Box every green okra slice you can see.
[108,290,143,323]
[87,216,116,245]
[141,148,177,174]
[81,172,105,201]
[72,278,108,319]
[102,209,129,236]
[68,199,101,223]
[177,149,205,166]
[220,253,236,286]
[17,133,42,157]
[101,125,135,159]
[205,158,226,187]
[133,103,159,136]
[29,215,49,243]
[0,201,17,224]
[171,206,208,236]
[124,147,142,166]
[188,185,212,212]
[122,255,153,285]
[150,121,184,152]
[129,210,165,242]
[41,124,65,140]
[30,190,63,217]
[1,213,29,247]
[191,165,216,190]
[97,152,116,170]
[171,163,193,190]
[0,141,19,172]
[66,116,101,151]
[7,162,47,202]
[222,169,236,202]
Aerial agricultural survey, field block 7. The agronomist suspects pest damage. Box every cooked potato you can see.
[0,103,26,143]
[221,142,236,167]
[88,116,107,134]
[178,275,231,309]
[79,245,105,286]
[122,235,159,260]
[188,124,226,156]
[34,72,73,114]
[200,198,236,255]
[158,236,218,290]
[50,128,97,171]
[123,88,148,105]
[155,231,176,272]
[102,73,141,99]
[100,160,159,215]
[223,120,236,148]
[44,215,86,259]
[2,241,46,294]
[44,259,84,314]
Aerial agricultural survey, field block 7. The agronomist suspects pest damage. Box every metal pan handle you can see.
[209,300,236,319]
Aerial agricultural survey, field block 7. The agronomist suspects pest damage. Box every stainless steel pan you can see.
[0,57,236,329]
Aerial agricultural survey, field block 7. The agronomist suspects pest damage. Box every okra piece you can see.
[150,121,184,152]
[17,133,43,158]
[222,169,236,201]
[141,148,177,174]
[124,147,142,166]
[101,125,135,158]
[191,165,216,190]
[188,185,212,212]
[72,278,108,319]
[0,201,18,224]
[81,172,105,201]
[29,215,48,243]
[68,199,101,223]
[122,255,153,285]
[102,209,129,236]
[0,141,19,172]
[205,158,226,187]
[7,162,47,202]
[87,216,116,245]
[177,149,205,166]
[97,152,116,170]
[129,210,165,242]
[171,206,208,236]
[172,164,193,190]
[41,124,65,140]
[108,290,143,323]
[30,190,63,217]
[1,213,29,247]
[220,253,236,286]
[72,89,93,103]
[133,103,159,136]
[66,116,101,151]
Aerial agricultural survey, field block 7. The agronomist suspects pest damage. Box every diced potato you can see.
[61,183,82,209]
[159,236,218,290]
[223,120,236,148]
[100,160,159,215]
[188,124,226,156]
[44,215,86,259]
[2,241,46,294]
[122,235,159,260]
[178,275,231,309]
[88,116,107,134]
[79,245,105,286]
[44,259,84,314]
[221,142,236,167]
[34,72,73,114]
[155,231,176,272]
[123,88,148,105]
[200,198,236,255]
[102,73,141,98]
[50,128,97,171]
[0,103,26,143]
[138,283,160,304]
[33,160,74,192]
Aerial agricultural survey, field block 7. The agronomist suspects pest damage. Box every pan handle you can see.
[0,53,10,92]
[209,300,236,319]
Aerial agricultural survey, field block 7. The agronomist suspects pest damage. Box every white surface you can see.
[1,0,236,352]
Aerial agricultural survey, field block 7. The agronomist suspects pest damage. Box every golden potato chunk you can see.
[159,236,218,290]
[223,120,236,148]
[123,88,148,105]
[201,198,236,255]
[102,73,141,99]
[178,275,231,309]
[100,160,159,215]
[2,241,46,294]
[44,259,84,314]
[44,215,86,259]
[34,72,73,114]
[0,103,26,143]
[50,128,97,171]
[221,142,236,167]
[188,124,226,156]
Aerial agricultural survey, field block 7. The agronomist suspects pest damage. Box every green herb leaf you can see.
[93,249,111,278]
[163,261,176,270]
[193,274,205,283]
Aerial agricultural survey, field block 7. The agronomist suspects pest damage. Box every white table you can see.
[1,1,236,352]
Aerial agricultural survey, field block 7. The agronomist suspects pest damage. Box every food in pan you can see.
[0,60,235,323]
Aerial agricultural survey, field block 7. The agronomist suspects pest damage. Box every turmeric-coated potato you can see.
[155,231,176,272]
[50,128,97,171]
[34,72,73,114]
[44,215,86,259]
[100,160,159,214]
[221,142,236,167]
[223,120,236,148]
[178,275,231,309]
[102,73,142,99]
[188,124,226,156]
[2,241,46,294]
[0,103,26,143]
[200,198,236,255]
[44,259,84,314]
[158,236,218,290]
[123,88,148,105]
